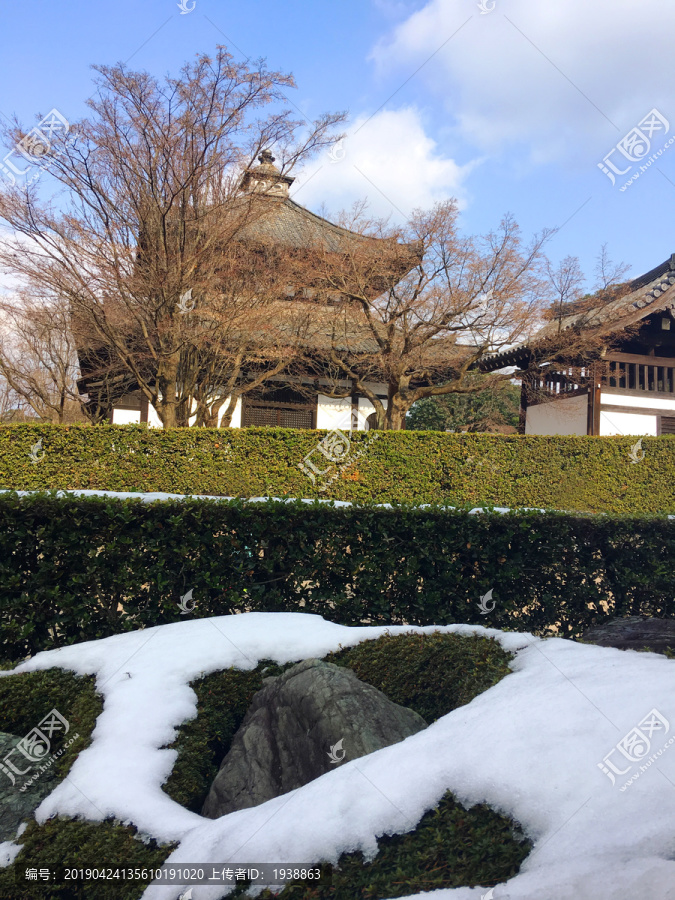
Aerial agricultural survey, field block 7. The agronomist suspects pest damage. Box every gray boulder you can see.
[202,658,427,818]
[0,730,59,842]
[581,617,675,656]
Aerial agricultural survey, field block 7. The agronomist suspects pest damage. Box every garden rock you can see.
[0,730,59,842]
[201,658,427,818]
[581,617,675,656]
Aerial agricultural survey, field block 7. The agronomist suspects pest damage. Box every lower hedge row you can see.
[2,492,674,662]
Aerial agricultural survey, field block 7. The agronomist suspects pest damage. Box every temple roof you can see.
[236,150,404,257]
[237,196,379,254]
[238,299,473,378]
[480,253,675,372]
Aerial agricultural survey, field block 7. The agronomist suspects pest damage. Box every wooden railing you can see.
[525,366,591,399]
[603,360,675,394]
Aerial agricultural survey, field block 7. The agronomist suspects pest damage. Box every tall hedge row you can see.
[1,492,674,662]
[1,423,674,513]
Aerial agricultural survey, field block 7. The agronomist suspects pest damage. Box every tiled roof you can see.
[246,299,473,374]
[236,197,378,254]
[480,253,675,372]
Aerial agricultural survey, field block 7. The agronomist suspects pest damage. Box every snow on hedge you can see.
[1,613,675,899]
[0,487,538,513]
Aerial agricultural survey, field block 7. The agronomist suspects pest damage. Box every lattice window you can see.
[242,403,314,429]
[660,416,675,435]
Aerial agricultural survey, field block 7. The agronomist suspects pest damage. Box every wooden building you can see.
[77,151,417,431]
[481,254,675,436]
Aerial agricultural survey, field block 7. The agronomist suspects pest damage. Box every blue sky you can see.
[1,0,674,288]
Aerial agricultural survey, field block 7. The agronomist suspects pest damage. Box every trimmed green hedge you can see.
[2,492,675,662]
[1,423,674,513]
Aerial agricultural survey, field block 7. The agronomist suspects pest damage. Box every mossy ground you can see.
[0,817,175,899]
[247,791,530,898]
[0,667,102,781]
[0,632,529,900]
[325,630,513,723]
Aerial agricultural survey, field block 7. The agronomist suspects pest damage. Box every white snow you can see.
[1,613,675,899]
[0,487,551,514]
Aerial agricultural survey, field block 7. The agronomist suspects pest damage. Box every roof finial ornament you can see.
[240,147,294,198]
[669,252,675,271]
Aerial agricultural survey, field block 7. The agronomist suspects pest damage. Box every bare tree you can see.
[0,292,88,423]
[303,201,552,429]
[544,255,586,331]
[594,242,631,290]
[0,48,345,427]
[520,247,635,407]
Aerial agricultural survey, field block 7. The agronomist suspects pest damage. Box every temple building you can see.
[77,151,417,430]
[481,254,675,436]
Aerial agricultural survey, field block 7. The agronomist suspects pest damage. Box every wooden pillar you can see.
[351,389,359,430]
[140,393,149,424]
[586,364,602,435]
[519,375,528,435]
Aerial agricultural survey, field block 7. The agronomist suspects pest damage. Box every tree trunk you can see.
[219,393,240,428]
[153,354,184,428]
[384,395,409,430]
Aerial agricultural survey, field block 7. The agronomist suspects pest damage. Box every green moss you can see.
[0,817,175,900]
[325,631,512,723]
[243,792,531,899]
[0,668,102,780]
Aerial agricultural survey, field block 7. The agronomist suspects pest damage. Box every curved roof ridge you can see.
[283,197,373,242]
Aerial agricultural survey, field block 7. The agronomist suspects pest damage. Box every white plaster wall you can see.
[148,396,241,429]
[601,391,675,411]
[316,395,352,430]
[525,393,588,435]
[112,408,141,425]
[316,394,387,431]
[599,411,658,436]
[147,403,162,429]
[358,397,388,429]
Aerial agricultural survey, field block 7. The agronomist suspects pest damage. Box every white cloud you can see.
[370,0,675,165]
[290,106,476,220]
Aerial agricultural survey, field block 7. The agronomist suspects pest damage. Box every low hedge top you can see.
[1,423,674,514]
